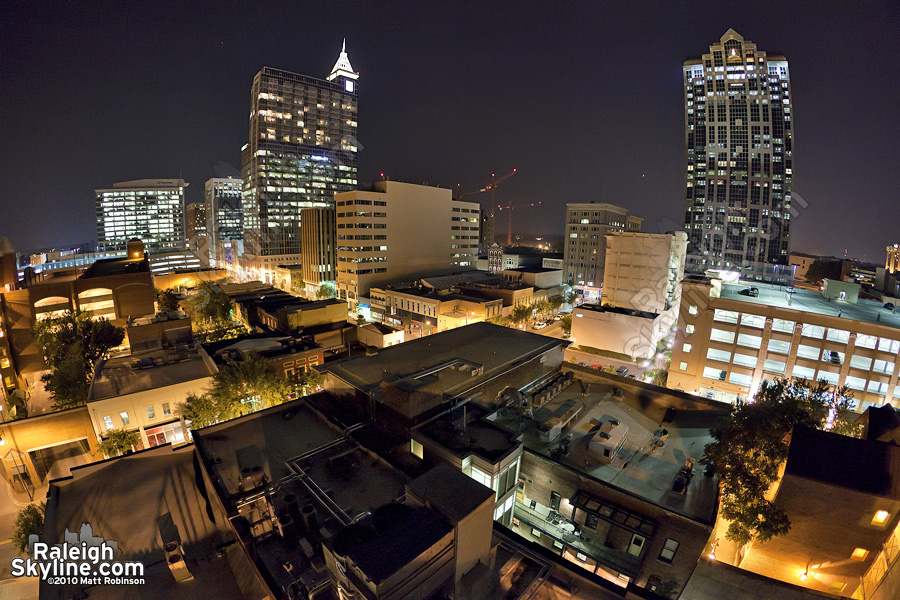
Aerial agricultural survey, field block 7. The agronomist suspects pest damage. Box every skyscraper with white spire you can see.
[240,42,359,279]
[682,29,793,281]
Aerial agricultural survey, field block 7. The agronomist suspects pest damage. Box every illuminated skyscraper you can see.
[204,177,243,263]
[240,41,358,279]
[95,179,187,252]
[682,29,793,281]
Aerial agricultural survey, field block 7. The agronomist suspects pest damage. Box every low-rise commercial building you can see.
[87,343,215,449]
[368,286,503,334]
[318,322,568,433]
[739,425,900,598]
[669,276,900,408]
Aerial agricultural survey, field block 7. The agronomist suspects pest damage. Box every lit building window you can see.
[688,305,698,315]
[852,548,869,561]
[103,416,113,430]
[683,343,693,353]
[872,510,890,525]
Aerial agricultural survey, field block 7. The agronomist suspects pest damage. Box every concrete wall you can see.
[571,306,664,359]
[0,407,100,491]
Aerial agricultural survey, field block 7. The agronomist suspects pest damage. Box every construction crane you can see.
[456,169,518,248]
[498,200,542,246]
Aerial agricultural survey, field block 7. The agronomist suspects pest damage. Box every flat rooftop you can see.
[490,376,727,523]
[415,403,521,464]
[80,256,149,279]
[90,347,217,401]
[319,322,568,396]
[718,281,900,331]
[42,446,264,600]
[578,303,659,320]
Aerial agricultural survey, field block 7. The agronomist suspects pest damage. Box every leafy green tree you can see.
[702,378,859,545]
[564,290,576,305]
[510,305,532,326]
[32,311,125,410]
[156,288,181,312]
[293,367,324,397]
[12,502,45,555]
[209,352,293,414]
[42,343,90,410]
[549,296,564,315]
[486,315,510,327]
[804,259,843,285]
[179,392,230,429]
[316,282,337,299]
[559,313,572,335]
[356,314,366,326]
[97,428,140,457]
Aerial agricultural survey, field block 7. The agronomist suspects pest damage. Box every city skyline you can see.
[2,2,898,263]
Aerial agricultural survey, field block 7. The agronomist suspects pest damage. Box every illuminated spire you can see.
[327,38,358,81]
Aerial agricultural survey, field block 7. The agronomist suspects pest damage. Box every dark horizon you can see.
[2,1,898,263]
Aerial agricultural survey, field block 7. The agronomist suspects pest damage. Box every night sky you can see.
[2,1,898,262]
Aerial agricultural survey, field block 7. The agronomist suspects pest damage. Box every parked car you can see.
[884,302,895,311]
[533,321,549,329]
[616,366,629,377]
[740,286,760,297]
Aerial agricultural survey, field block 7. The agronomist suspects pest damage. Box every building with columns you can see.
[669,275,900,409]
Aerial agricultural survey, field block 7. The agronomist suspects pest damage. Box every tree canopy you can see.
[156,288,181,312]
[702,377,860,545]
[559,313,572,335]
[316,282,337,299]
[12,502,45,555]
[179,352,305,429]
[32,311,125,410]
[97,428,141,457]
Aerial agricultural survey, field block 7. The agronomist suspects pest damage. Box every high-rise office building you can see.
[562,203,642,302]
[682,29,793,280]
[335,181,480,306]
[204,177,243,264]
[95,179,187,252]
[240,42,359,280]
[300,206,336,297]
[185,203,207,250]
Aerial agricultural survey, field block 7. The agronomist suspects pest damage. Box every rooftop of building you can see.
[406,462,496,523]
[577,303,659,320]
[42,445,264,600]
[90,346,217,401]
[785,425,900,498]
[202,333,320,363]
[419,270,497,289]
[96,178,188,191]
[503,266,562,274]
[79,255,150,279]
[414,403,522,464]
[489,369,727,523]
[318,322,568,397]
[360,321,400,335]
[714,280,900,331]
[192,397,414,594]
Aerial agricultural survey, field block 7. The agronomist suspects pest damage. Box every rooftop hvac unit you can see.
[164,541,194,582]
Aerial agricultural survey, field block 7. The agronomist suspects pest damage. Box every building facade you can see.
[240,43,358,277]
[563,203,642,301]
[887,244,900,275]
[335,181,480,306]
[669,276,900,409]
[204,177,243,264]
[95,179,187,252]
[300,206,336,297]
[185,202,207,249]
[682,29,794,279]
